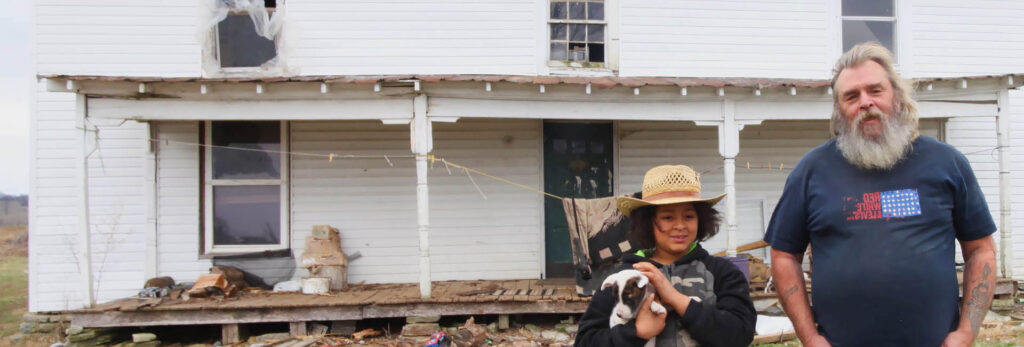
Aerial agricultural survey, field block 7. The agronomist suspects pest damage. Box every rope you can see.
[430,155,565,200]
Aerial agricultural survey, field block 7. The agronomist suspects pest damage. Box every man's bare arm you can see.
[946,235,996,345]
[770,249,830,346]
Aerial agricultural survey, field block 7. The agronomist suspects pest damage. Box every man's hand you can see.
[941,328,973,347]
[802,334,833,347]
[634,294,667,340]
[771,249,831,346]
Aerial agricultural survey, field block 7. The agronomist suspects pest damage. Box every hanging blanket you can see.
[562,194,640,296]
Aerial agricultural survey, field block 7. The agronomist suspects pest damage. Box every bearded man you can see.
[763,42,997,347]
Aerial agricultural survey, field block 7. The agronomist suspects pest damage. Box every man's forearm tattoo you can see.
[964,263,992,333]
[781,285,799,299]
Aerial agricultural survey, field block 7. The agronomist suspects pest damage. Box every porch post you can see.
[719,101,740,257]
[74,93,95,307]
[996,89,1013,279]
[411,94,433,298]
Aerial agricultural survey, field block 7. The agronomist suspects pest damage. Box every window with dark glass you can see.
[549,0,605,65]
[216,0,278,68]
[205,121,288,253]
[841,0,895,55]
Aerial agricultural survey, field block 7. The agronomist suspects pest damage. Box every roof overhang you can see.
[41,74,1022,122]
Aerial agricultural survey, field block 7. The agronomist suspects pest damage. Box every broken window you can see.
[549,0,605,66]
[204,0,284,71]
[204,121,289,254]
[841,0,896,57]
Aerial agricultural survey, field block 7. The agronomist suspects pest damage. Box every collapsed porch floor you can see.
[71,279,590,328]
[70,277,1016,329]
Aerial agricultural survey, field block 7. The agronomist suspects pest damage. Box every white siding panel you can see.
[29,83,82,312]
[291,121,419,284]
[288,0,538,75]
[154,122,211,281]
[1009,89,1024,278]
[911,1,1024,77]
[619,0,830,79]
[946,117,1002,268]
[429,119,542,280]
[85,118,149,303]
[35,0,201,76]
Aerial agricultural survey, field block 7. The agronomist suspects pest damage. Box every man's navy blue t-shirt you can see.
[763,136,995,346]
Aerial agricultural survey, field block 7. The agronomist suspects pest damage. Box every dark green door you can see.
[544,122,614,278]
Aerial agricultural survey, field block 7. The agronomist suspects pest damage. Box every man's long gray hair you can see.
[830,42,920,170]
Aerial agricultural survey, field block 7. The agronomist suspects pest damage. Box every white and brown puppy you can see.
[602,269,667,342]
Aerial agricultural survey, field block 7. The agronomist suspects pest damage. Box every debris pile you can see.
[300,225,349,291]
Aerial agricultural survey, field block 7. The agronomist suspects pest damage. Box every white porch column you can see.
[143,122,158,279]
[411,94,433,298]
[996,89,1013,279]
[719,101,740,257]
[74,93,95,307]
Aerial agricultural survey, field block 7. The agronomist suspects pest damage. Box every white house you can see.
[30,0,1024,312]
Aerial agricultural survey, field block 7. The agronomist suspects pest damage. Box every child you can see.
[575,165,756,346]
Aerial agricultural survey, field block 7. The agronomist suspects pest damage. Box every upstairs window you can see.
[211,0,280,69]
[549,0,606,67]
[204,121,289,254]
[841,0,895,55]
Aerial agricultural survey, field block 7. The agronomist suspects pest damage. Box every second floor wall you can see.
[35,0,1024,79]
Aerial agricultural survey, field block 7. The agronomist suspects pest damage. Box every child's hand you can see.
[634,294,667,339]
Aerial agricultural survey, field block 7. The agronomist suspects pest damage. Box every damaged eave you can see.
[40,73,1021,121]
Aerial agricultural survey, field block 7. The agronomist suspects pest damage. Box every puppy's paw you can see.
[649,300,667,315]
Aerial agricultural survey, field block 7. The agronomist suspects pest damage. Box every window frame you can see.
[212,6,279,73]
[840,0,898,61]
[547,0,615,70]
[203,120,290,255]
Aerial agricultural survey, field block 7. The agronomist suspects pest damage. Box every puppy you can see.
[602,269,667,345]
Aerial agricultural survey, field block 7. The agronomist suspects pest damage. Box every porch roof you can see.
[39,73,1023,90]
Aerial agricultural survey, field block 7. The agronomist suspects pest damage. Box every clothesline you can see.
[153,138,1005,202]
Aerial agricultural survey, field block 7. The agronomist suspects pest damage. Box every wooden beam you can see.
[70,301,590,328]
[428,98,723,121]
[713,240,769,257]
[222,324,241,344]
[289,321,307,337]
[87,98,414,121]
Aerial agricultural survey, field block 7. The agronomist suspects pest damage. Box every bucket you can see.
[301,277,330,294]
[726,257,751,282]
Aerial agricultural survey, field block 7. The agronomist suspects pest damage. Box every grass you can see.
[0,226,27,338]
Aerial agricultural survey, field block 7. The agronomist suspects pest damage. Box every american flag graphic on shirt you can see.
[844,188,922,221]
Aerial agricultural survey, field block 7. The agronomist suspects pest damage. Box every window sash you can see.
[204,120,290,254]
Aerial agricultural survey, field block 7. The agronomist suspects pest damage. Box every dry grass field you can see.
[0,226,27,338]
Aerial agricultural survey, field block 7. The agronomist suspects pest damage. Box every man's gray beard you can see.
[835,107,916,170]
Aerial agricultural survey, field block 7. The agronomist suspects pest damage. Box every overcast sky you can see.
[0,0,32,195]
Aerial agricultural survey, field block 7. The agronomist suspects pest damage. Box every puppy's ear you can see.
[635,274,649,288]
[603,283,618,295]
[601,273,619,290]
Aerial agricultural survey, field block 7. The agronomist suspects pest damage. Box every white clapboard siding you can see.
[619,0,830,79]
[84,118,149,303]
[911,1,1024,77]
[287,0,538,75]
[946,117,1002,268]
[30,83,83,312]
[1009,89,1024,278]
[428,119,542,280]
[290,121,420,284]
[155,122,211,280]
[35,0,201,76]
